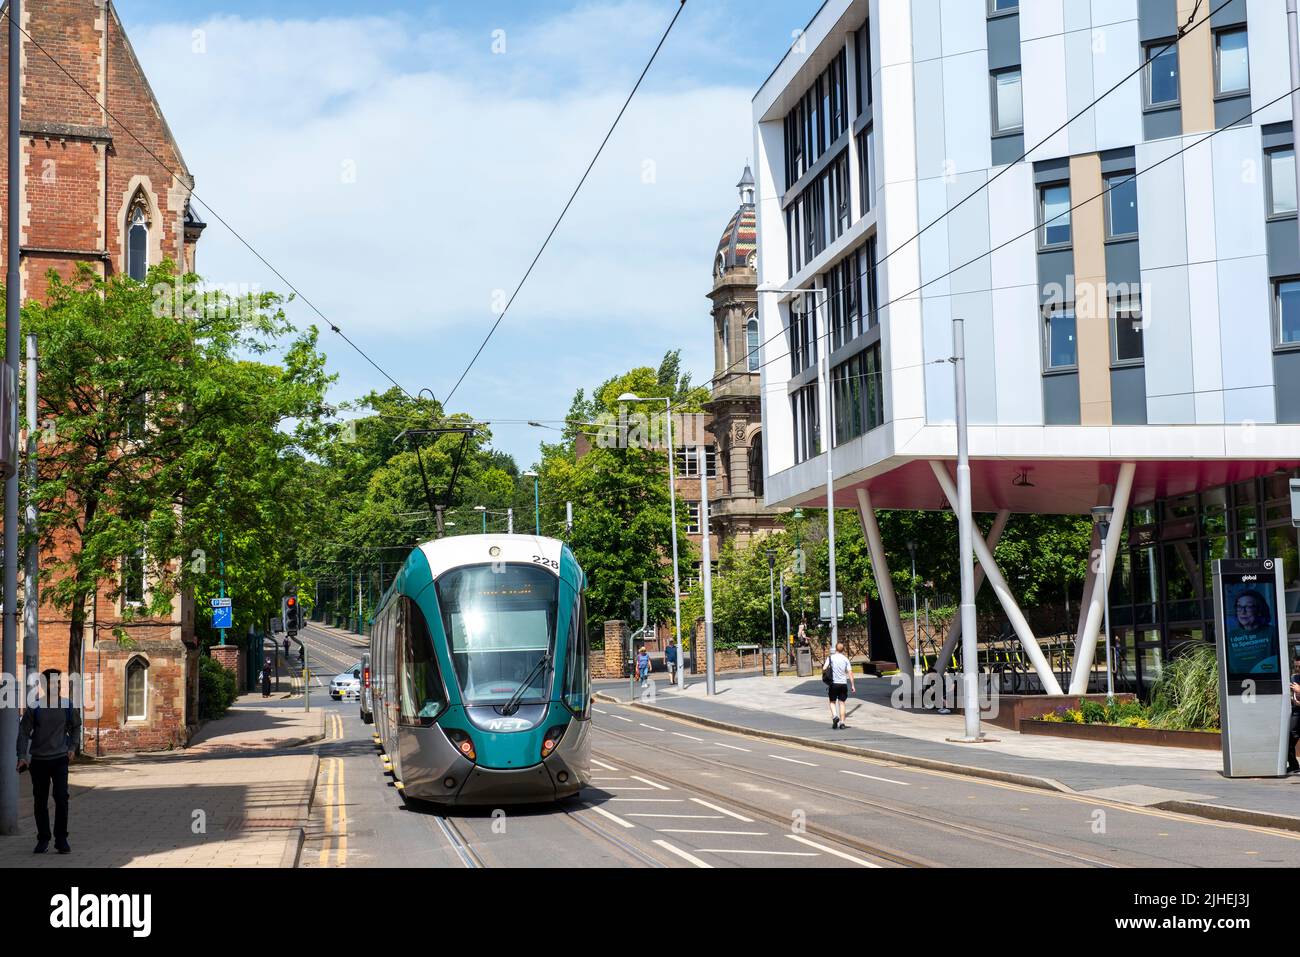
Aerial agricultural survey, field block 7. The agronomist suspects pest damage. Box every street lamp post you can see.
[475,505,487,534]
[618,393,685,690]
[523,471,540,535]
[951,317,983,743]
[908,540,920,676]
[766,549,777,677]
[1091,505,1116,699]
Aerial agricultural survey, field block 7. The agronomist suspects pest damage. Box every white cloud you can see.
[129,3,754,465]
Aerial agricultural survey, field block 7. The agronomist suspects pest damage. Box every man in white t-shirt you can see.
[823,642,855,730]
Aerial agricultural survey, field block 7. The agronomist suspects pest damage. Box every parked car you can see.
[330,662,362,701]
[359,652,374,724]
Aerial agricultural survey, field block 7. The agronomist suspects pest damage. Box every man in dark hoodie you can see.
[16,671,80,854]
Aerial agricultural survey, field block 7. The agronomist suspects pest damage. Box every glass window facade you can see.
[1214,27,1250,96]
[1104,171,1139,238]
[1144,40,1179,108]
[1043,304,1077,370]
[1267,148,1297,218]
[831,344,884,446]
[992,69,1023,134]
[1039,183,1072,248]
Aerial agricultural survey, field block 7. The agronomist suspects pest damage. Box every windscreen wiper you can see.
[501,653,551,717]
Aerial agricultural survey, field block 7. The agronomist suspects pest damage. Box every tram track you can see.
[593,724,1125,869]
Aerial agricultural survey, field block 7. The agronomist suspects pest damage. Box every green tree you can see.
[23,262,333,670]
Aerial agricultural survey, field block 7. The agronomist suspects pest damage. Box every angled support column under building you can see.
[929,461,1064,695]
[1069,462,1137,694]
[855,487,911,668]
[1074,520,1102,643]
[935,509,1011,676]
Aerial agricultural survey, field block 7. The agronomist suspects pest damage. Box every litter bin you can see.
[796,646,813,677]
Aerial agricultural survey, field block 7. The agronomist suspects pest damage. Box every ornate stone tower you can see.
[705,166,783,547]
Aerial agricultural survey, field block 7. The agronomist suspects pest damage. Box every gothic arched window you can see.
[721,317,731,369]
[126,656,148,720]
[126,190,152,282]
[749,432,764,498]
[746,316,760,371]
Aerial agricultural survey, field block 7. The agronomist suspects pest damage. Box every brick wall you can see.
[2,0,201,754]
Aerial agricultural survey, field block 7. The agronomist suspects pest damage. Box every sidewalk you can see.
[0,694,325,867]
[597,672,1300,830]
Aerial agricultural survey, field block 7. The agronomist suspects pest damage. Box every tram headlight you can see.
[445,728,476,762]
[541,724,567,759]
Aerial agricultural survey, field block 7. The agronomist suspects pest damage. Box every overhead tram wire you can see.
[663,0,1231,417]
[439,0,690,408]
[0,8,417,404]
[736,85,1300,390]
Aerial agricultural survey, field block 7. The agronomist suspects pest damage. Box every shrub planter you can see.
[986,693,1136,731]
[1019,719,1220,750]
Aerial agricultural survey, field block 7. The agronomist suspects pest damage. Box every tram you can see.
[366,534,591,805]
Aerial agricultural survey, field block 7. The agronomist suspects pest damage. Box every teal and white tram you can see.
[368,534,591,805]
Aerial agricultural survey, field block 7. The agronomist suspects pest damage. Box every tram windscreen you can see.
[436,563,559,708]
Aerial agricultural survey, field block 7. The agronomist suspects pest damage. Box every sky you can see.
[113,0,822,468]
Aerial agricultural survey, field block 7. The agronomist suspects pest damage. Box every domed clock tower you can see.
[704,166,784,547]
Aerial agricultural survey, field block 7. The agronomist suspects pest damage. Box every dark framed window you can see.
[746,317,760,371]
[125,657,147,720]
[1266,147,1297,219]
[1043,303,1078,370]
[128,210,149,282]
[1273,277,1300,348]
[685,502,701,535]
[1104,171,1139,239]
[1214,27,1249,97]
[788,295,818,375]
[831,344,884,446]
[1143,39,1179,108]
[791,384,820,464]
[857,126,875,216]
[122,547,146,607]
[676,445,718,478]
[988,0,1018,13]
[1039,183,1072,249]
[1111,294,1144,365]
[991,69,1023,135]
[783,50,849,191]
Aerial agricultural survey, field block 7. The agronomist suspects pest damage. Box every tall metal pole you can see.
[952,318,982,741]
[1,0,23,836]
[23,335,36,690]
[909,541,920,676]
[507,507,514,535]
[663,400,684,690]
[1098,525,1115,698]
[1288,2,1300,251]
[532,474,540,535]
[767,551,777,677]
[565,501,573,538]
[813,291,839,649]
[699,446,716,695]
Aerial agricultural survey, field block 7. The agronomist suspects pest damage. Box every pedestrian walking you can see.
[283,638,290,657]
[636,644,652,687]
[1288,645,1299,774]
[665,639,678,683]
[261,666,272,698]
[16,672,79,855]
[822,642,855,730]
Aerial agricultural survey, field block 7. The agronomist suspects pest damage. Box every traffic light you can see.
[283,595,301,634]
[630,597,642,623]
[781,585,792,607]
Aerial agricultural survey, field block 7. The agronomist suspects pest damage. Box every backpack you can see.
[822,655,834,686]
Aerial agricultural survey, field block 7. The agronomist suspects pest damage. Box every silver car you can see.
[330,662,362,701]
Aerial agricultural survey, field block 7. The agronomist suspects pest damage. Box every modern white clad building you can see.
[752,0,1300,695]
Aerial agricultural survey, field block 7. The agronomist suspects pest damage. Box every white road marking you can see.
[639,723,666,732]
[769,754,818,767]
[593,707,609,714]
[697,849,817,857]
[787,834,881,868]
[838,769,910,786]
[658,829,768,836]
[653,840,713,868]
[589,805,635,829]
[625,813,725,820]
[671,731,704,742]
[590,758,620,772]
[629,775,670,791]
[608,714,634,723]
[611,786,656,791]
[591,776,628,781]
[609,798,683,802]
[711,742,751,752]
[690,798,753,823]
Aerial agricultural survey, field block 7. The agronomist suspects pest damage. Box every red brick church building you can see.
[1,0,205,752]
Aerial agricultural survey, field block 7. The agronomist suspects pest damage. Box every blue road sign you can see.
[213,605,233,630]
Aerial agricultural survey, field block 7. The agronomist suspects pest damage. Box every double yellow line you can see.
[317,756,349,867]
[326,713,345,741]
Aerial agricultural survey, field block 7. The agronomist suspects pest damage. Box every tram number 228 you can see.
[531,555,559,570]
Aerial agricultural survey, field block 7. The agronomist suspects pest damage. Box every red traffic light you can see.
[286,597,296,606]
